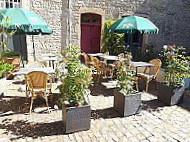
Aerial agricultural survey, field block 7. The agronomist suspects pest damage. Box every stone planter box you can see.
[114,90,141,117]
[62,103,91,133]
[158,83,185,106]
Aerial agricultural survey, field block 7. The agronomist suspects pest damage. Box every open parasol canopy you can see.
[109,15,159,34]
[0,8,53,64]
[0,8,52,34]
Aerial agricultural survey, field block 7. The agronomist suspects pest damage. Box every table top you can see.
[99,55,119,61]
[41,53,56,57]
[40,56,57,61]
[131,61,155,68]
[13,67,55,75]
[88,53,104,57]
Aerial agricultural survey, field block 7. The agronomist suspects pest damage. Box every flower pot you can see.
[114,90,141,117]
[158,83,185,106]
[62,103,91,133]
[1,56,21,68]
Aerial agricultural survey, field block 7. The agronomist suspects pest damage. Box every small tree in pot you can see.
[158,45,190,105]
[58,44,92,133]
[114,53,141,117]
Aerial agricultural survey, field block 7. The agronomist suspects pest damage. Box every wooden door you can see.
[81,13,101,53]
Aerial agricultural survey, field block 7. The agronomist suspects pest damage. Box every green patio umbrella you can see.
[0,8,53,64]
[109,15,159,34]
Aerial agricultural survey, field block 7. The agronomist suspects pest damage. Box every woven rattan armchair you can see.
[26,71,51,114]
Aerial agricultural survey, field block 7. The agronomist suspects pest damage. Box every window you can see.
[0,0,21,9]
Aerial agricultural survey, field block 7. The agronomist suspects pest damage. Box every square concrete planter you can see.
[158,83,185,106]
[114,90,141,117]
[62,103,91,133]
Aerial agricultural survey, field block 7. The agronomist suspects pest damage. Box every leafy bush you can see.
[0,13,15,51]
[133,44,159,62]
[116,53,136,94]
[101,20,125,55]
[159,45,190,86]
[1,50,21,57]
[0,60,13,78]
[58,44,92,107]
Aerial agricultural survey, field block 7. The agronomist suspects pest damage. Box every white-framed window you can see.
[0,0,21,9]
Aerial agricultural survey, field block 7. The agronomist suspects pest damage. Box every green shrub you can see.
[101,20,125,55]
[133,44,159,62]
[0,60,13,78]
[58,44,92,106]
[1,50,21,57]
[116,53,136,94]
[160,45,190,86]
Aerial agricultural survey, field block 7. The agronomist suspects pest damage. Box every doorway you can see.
[81,13,101,53]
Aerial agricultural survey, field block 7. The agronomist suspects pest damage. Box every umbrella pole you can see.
[19,35,24,67]
[32,36,36,61]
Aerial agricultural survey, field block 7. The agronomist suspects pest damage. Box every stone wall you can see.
[23,0,62,61]
[69,0,190,51]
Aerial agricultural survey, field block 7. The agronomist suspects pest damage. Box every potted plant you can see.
[114,53,141,117]
[58,44,92,133]
[158,45,190,106]
[1,50,21,67]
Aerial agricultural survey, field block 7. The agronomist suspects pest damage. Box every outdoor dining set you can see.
[83,52,161,92]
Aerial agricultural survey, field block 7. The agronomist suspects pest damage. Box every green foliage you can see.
[1,50,21,57]
[116,53,136,94]
[159,45,190,86]
[101,20,125,55]
[58,44,93,107]
[0,13,16,51]
[133,44,159,62]
[0,60,13,78]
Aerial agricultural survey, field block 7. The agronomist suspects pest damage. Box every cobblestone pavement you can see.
[0,77,190,142]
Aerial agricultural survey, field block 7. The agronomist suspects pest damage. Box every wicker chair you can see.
[117,53,124,59]
[25,61,52,104]
[26,71,51,114]
[107,61,121,79]
[83,53,93,67]
[92,57,102,82]
[136,59,162,92]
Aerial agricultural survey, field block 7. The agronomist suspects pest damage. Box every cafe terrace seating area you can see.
[1,49,190,141]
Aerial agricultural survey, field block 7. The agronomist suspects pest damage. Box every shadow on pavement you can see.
[0,120,65,140]
[179,95,190,112]
[90,83,115,97]
[91,107,121,119]
[141,99,165,113]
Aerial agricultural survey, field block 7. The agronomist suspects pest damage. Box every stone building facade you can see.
[19,0,190,60]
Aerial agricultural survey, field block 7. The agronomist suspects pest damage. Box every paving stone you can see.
[1,80,190,141]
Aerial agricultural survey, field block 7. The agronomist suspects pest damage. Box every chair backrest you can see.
[36,58,48,67]
[93,57,101,72]
[149,59,162,78]
[118,53,124,59]
[26,71,48,89]
[99,61,107,75]
[83,52,90,65]
[114,61,121,69]
[89,55,94,62]
[104,52,109,55]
